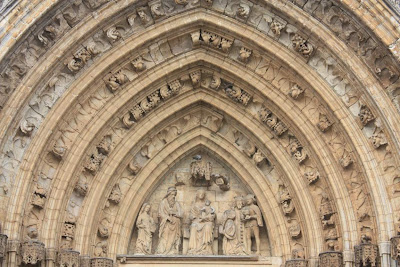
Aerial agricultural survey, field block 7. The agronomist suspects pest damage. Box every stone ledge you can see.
[116,255,282,266]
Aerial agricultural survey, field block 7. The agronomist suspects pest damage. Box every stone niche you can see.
[127,152,271,257]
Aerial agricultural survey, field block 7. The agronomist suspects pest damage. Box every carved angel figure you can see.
[135,203,156,255]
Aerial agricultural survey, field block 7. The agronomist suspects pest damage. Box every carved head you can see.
[140,203,151,214]
[196,189,206,200]
[245,194,255,205]
[234,196,244,209]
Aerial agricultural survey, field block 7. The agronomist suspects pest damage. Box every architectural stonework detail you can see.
[1,0,400,266]
[21,240,45,264]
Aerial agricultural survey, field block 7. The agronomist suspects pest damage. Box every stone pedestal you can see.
[117,255,281,266]
[285,259,307,267]
[90,257,113,267]
[58,250,80,267]
[354,243,378,267]
[319,251,343,267]
[21,240,45,265]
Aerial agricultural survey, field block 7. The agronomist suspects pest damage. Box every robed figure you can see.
[188,189,216,255]
[155,187,183,255]
[135,203,156,255]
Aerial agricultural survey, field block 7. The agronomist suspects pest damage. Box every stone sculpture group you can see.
[135,187,264,256]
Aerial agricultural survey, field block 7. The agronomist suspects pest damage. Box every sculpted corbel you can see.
[288,219,302,239]
[225,86,251,106]
[20,118,36,136]
[108,183,122,204]
[370,127,387,148]
[98,217,111,238]
[288,137,308,164]
[32,184,48,209]
[104,71,128,92]
[288,84,305,99]
[57,250,80,267]
[105,26,122,42]
[131,56,146,72]
[358,104,375,126]
[239,47,252,63]
[304,169,320,184]
[136,7,152,25]
[190,70,202,87]
[317,113,333,132]
[128,159,142,175]
[291,34,314,59]
[237,3,250,19]
[74,173,89,196]
[149,0,165,19]
[269,19,286,37]
[339,150,353,168]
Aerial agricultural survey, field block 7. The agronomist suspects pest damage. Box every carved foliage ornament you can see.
[258,106,288,136]
[21,240,45,264]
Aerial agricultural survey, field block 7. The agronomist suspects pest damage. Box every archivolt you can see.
[0,1,399,266]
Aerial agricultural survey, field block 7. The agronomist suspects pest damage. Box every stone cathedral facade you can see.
[1,0,400,266]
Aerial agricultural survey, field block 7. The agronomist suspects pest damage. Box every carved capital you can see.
[7,240,19,253]
[21,240,45,264]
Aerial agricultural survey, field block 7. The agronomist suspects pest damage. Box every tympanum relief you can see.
[129,153,270,256]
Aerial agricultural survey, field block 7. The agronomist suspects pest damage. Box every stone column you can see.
[90,257,113,267]
[343,250,355,267]
[45,248,56,267]
[6,240,19,267]
[379,241,391,267]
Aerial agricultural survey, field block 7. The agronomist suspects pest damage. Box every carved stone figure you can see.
[209,74,221,90]
[190,155,212,186]
[242,194,263,254]
[188,190,215,255]
[391,236,400,261]
[0,234,7,259]
[220,197,247,255]
[270,20,285,37]
[135,203,156,255]
[371,128,387,148]
[155,187,183,255]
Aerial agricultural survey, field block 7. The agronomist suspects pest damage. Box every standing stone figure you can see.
[156,187,183,255]
[188,189,216,255]
[242,194,263,254]
[220,196,247,255]
[135,203,156,255]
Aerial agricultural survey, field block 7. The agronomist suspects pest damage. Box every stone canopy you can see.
[0,0,400,266]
